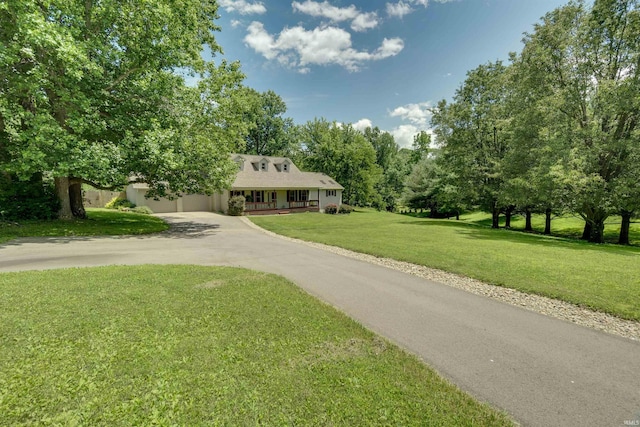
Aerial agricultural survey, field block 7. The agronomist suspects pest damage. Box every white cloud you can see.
[352,118,373,131]
[390,124,421,148]
[386,1,413,18]
[231,19,242,28]
[244,22,404,72]
[292,1,359,21]
[219,0,266,15]
[387,0,453,18]
[389,102,433,126]
[292,1,379,32]
[351,12,379,32]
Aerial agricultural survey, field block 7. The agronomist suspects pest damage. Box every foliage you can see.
[130,206,153,215]
[300,120,382,206]
[0,209,168,244]
[227,195,245,216]
[0,265,512,426]
[243,89,296,156]
[105,197,135,210]
[339,204,354,214]
[0,0,251,219]
[427,0,640,243]
[251,210,640,321]
[0,174,59,220]
[324,203,338,214]
[362,127,414,211]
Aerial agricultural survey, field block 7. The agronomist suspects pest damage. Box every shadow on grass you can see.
[0,220,222,248]
[398,219,640,256]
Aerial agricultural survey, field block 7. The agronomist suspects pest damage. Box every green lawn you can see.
[250,210,640,321]
[0,265,512,426]
[457,211,640,244]
[0,209,168,244]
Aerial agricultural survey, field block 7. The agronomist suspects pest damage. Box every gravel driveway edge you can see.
[242,217,640,341]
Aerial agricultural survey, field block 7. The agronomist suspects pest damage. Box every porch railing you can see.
[245,201,277,211]
[288,200,319,209]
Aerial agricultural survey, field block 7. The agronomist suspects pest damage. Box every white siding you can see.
[320,189,342,210]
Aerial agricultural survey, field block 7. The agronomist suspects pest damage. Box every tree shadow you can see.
[0,219,222,248]
[158,220,221,238]
[397,219,640,256]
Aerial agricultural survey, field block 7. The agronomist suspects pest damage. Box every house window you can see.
[326,189,336,197]
[283,163,288,172]
[261,162,267,171]
[231,190,245,197]
[287,190,309,202]
[269,191,277,202]
[252,190,265,203]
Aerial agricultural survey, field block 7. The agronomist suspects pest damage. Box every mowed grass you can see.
[0,209,168,244]
[459,211,640,244]
[250,210,640,321]
[0,265,512,426]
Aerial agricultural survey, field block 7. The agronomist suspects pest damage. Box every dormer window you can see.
[283,163,288,172]
[233,156,245,171]
[261,161,267,171]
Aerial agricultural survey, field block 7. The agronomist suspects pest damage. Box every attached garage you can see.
[125,184,212,213]
[182,194,211,212]
[141,197,177,213]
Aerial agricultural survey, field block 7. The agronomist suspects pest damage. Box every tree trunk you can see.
[525,208,533,232]
[581,221,592,240]
[455,211,460,220]
[504,206,514,228]
[69,179,86,219]
[589,219,605,244]
[544,208,552,235]
[618,211,632,245]
[54,176,73,220]
[491,205,500,229]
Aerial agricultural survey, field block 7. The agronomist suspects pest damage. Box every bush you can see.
[131,206,154,215]
[228,195,245,216]
[324,204,338,214]
[105,197,135,210]
[0,175,59,221]
[339,204,354,214]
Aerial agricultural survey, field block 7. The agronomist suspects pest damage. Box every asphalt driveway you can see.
[1,212,638,426]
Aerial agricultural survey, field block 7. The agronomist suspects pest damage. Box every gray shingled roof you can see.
[231,154,344,190]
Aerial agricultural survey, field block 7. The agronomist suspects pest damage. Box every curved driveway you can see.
[1,212,638,426]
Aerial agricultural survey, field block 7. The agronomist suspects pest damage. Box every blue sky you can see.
[211,0,570,147]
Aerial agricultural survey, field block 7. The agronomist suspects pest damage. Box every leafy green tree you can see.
[411,131,431,163]
[432,61,512,228]
[243,89,295,156]
[0,0,247,219]
[302,121,381,206]
[518,0,640,243]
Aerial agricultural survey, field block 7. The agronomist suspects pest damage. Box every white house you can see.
[126,154,344,214]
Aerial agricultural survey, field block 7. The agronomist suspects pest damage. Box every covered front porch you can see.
[230,189,320,214]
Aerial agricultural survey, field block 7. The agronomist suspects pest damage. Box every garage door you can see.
[182,194,211,212]
[143,197,177,213]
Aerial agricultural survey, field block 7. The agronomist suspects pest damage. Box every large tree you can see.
[0,0,248,219]
[301,120,381,206]
[432,61,512,228]
[243,89,295,157]
[518,0,640,242]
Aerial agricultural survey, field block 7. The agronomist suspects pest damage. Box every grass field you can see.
[0,209,168,244]
[457,211,640,244]
[0,265,512,426]
[250,210,640,321]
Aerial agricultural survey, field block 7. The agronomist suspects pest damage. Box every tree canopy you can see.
[424,0,640,243]
[0,0,250,218]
